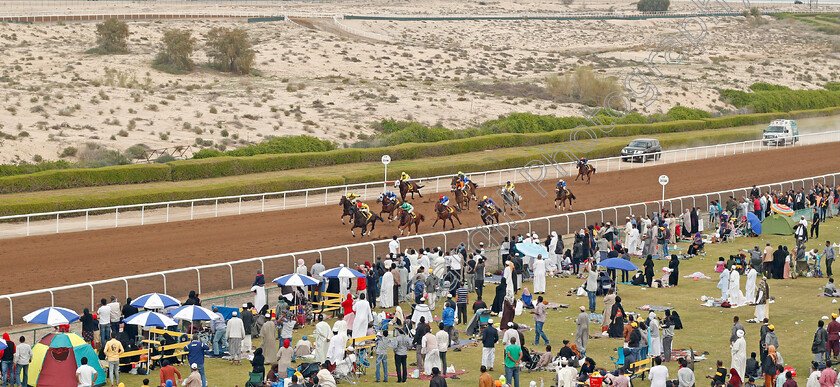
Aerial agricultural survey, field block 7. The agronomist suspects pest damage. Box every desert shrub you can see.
[205,27,255,75]
[153,29,197,74]
[225,135,335,157]
[124,143,150,160]
[749,83,791,92]
[545,67,622,107]
[666,106,712,121]
[60,147,78,158]
[77,143,130,168]
[637,0,670,12]
[155,154,177,163]
[91,19,129,54]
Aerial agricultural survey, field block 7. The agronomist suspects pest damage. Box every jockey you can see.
[357,201,370,214]
[502,181,515,194]
[557,180,567,191]
[399,202,415,218]
[439,195,450,207]
[455,171,469,193]
[345,193,360,204]
[384,191,399,202]
[481,195,496,208]
[400,172,411,183]
[579,158,589,168]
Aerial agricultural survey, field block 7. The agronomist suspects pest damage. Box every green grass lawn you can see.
[115,216,840,387]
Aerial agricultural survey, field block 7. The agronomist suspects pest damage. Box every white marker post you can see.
[659,174,669,206]
[381,155,391,193]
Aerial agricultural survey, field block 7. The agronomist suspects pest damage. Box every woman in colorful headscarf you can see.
[763,345,779,387]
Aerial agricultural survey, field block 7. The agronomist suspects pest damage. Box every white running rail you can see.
[0,171,836,326]
[331,15,394,42]
[0,130,838,238]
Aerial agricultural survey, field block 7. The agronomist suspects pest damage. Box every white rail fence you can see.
[0,171,836,326]
[331,15,394,42]
[1,130,838,239]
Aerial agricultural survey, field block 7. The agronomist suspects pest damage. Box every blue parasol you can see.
[597,258,639,271]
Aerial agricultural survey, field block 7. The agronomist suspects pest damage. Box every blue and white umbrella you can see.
[320,266,365,279]
[22,307,80,326]
[131,293,181,310]
[124,311,177,328]
[597,258,639,271]
[273,273,318,287]
[168,305,221,322]
[515,242,549,258]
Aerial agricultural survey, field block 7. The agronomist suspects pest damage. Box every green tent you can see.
[762,214,795,235]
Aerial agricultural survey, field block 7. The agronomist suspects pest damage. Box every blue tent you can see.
[746,212,762,235]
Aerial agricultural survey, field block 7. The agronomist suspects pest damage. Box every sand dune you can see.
[0,0,836,164]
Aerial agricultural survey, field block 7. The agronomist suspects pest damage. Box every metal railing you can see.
[0,171,837,326]
[1,130,838,238]
[332,14,394,42]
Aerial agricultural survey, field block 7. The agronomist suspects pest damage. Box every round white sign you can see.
[658,174,669,186]
[381,155,391,165]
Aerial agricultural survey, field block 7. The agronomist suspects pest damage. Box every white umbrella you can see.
[131,293,181,309]
[23,307,80,326]
[168,305,221,322]
[272,273,318,287]
[123,311,177,328]
[320,266,365,279]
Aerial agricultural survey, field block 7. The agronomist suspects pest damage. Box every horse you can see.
[477,202,501,225]
[554,187,576,211]
[376,193,400,222]
[575,161,596,184]
[500,189,523,214]
[396,180,424,202]
[453,188,471,211]
[432,203,462,230]
[450,176,479,201]
[349,206,383,237]
[338,196,356,224]
[396,209,425,236]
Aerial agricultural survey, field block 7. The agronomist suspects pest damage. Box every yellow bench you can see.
[627,357,653,380]
[118,349,150,367]
[349,334,377,352]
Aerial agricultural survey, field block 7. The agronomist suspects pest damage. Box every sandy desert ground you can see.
[0,0,838,164]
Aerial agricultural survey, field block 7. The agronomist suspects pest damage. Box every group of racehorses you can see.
[337,160,595,238]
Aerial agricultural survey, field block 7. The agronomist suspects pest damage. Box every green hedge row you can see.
[1,107,838,194]
[0,175,344,216]
[0,129,759,216]
[0,164,171,194]
[720,88,840,113]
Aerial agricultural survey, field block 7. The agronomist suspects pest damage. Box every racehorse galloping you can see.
[339,196,356,224]
[376,193,400,222]
[397,209,425,236]
[554,187,577,211]
[500,190,523,215]
[432,203,462,230]
[575,160,596,184]
[477,202,501,225]
[453,189,471,211]
[349,206,383,237]
[397,180,424,202]
[450,176,479,201]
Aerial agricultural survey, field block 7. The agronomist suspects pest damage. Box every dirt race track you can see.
[0,143,838,324]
